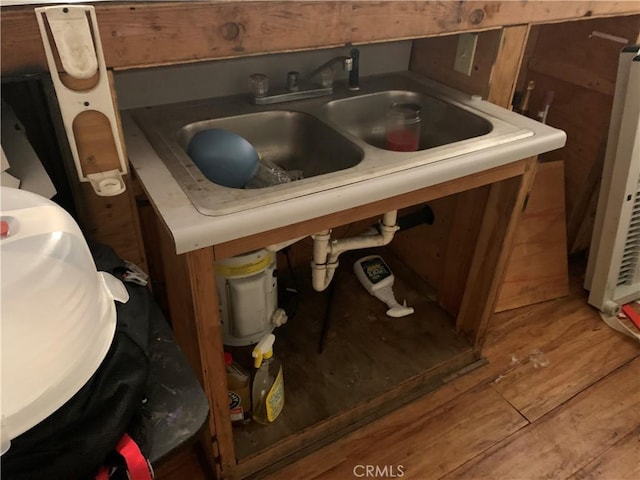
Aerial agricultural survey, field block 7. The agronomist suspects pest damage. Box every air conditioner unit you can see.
[585,45,640,340]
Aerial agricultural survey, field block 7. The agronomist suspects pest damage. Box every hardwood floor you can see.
[157,260,640,479]
[264,261,640,480]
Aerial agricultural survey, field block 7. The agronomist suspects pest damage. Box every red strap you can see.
[115,433,152,480]
[621,304,640,330]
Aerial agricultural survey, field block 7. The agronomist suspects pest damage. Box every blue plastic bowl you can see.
[186,128,259,189]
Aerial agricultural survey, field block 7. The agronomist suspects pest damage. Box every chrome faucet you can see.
[249,48,360,105]
[308,48,360,90]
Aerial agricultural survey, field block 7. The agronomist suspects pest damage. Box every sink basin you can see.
[177,111,363,184]
[322,90,493,151]
[129,72,536,216]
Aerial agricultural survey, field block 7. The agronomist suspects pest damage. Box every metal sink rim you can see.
[130,72,533,216]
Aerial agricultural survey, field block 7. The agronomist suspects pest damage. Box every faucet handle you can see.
[344,57,353,71]
[287,71,301,92]
[249,73,269,98]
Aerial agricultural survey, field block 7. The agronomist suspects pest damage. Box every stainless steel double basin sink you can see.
[131,72,534,215]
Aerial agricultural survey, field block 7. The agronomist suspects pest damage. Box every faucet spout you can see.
[348,48,360,91]
[306,55,353,86]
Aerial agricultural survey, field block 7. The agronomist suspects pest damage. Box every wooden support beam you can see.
[457,157,538,347]
[487,25,530,107]
[2,2,639,75]
[157,225,236,473]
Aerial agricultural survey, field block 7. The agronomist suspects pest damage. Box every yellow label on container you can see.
[265,367,284,422]
[216,253,272,278]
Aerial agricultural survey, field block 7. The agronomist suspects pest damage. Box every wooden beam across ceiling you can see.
[2,1,639,76]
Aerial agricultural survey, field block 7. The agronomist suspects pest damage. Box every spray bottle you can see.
[354,255,414,318]
[251,333,285,424]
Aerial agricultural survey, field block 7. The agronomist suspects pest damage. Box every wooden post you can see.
[409,25,533,317]
[457,157,538,346]
[487,25,531,108]
[157,224,236,474]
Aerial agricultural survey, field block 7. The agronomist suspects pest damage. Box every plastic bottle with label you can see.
[224,352,251,424]
[251,334,285,424]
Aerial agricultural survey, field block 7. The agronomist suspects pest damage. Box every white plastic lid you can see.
[0,187,128,447]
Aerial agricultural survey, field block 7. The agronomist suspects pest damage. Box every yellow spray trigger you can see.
[252,333,275,368]
[253,350,263,368]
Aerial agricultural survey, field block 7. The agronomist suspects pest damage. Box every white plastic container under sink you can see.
[0,187,129,453]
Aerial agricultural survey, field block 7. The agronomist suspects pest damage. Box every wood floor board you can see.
[390,290,607,419]
[418,287,636,416]
[569,426,640,480]
[265,383,528,480]
[154,444,213,480]
[489,298,640,421]
[483,289,595,363]
[442,357,640,480]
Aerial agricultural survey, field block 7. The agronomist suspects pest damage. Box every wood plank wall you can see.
[518,15,640,254]
[411,16,640,258]
[495,160,569,312]
[410,30,502,99]
[3,2,639,75]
